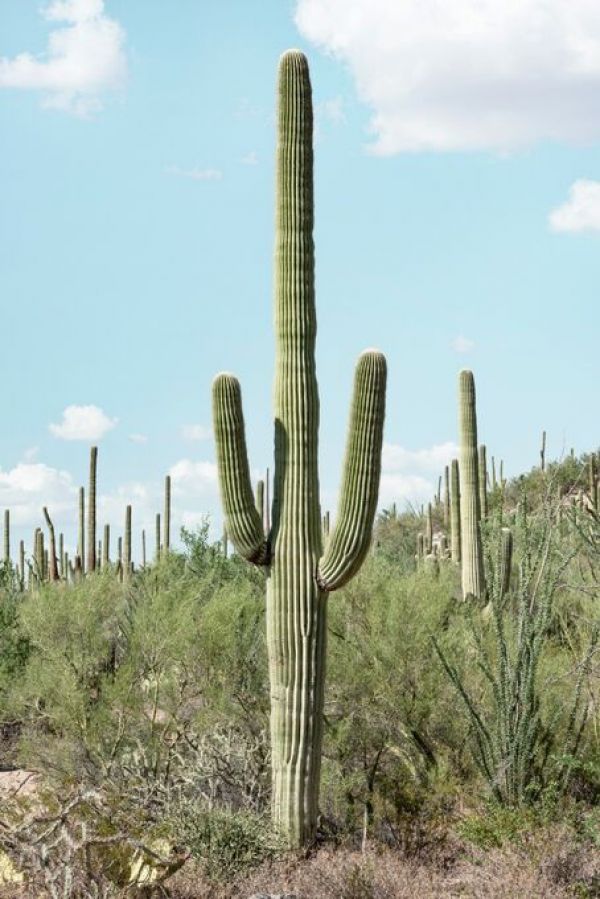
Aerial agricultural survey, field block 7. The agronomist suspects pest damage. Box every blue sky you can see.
[1,0,599,560]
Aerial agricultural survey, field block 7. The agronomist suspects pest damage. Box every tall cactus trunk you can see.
[42,507,60,581]
[3,509,9,565]
[87,446,98,573]
[450,459,461,564]
[458,371,485,599]
[103,524,110,568]
[155,513,161,561]
[123,505,132,582]
[540,430,546,472]
[163,475,171,553]
[426,502,433,553]
[213,51,386,848]
[443,465,450,528]
[19,540,25,590]
[478,444,488,518]
[59,533,64,579]
[78,487,85,576]
[255,479,265,529]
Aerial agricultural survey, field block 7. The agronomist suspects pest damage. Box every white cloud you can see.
[377,441,459,509]
[49,405,118,441]
[23,447,40,462]
[295,0,600,153]
[169,459,219,497]
[181,424,210,442]
[549,179,600,232]
[128,433,148,444]
[382,441,459,474]
[0,462,77,528]
[166,165,223,181]
[241,151,259,165]
[0,0,127,116]
[452,335,475,354]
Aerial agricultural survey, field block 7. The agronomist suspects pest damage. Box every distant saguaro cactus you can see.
[78,487,85,576]
[426,502,433,553]
[458,371,485,599]
[87,446,98,573]
[103,524,110,568]
[255,479,265,528]
[499,526,513,598]
[540,430,546,472]
[443,465,450,528]
[212,50,387,848]
[164,475,171,553]
[3,509,9,564]
[450,459,462,564]
[141,529,146,568]
[155,513,161,561]
[42,507,60,581]
[123,505,132,582]
[478,444,488,518]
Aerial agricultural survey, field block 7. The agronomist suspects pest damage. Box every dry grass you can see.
[169,826,599,899]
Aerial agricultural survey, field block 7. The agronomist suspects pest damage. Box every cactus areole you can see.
[212,51,387,847]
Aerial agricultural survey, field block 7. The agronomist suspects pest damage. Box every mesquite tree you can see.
[212,50,387,847]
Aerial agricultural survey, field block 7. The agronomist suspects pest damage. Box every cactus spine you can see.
[87,446,98,572]
[478,444,488,517]
[212,51,387,848]
[458,371,485,599]
[163,475,171,553]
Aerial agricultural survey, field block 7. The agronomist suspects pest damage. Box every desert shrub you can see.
[172,803,282,882]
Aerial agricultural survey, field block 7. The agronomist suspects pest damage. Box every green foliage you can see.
[173,803,282,881]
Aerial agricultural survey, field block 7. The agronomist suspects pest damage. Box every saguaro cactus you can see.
[212,50,387,848]
[450,460,461,564]
[42,507,60,581]
[87,446,98,573]
[123,505,132,582]
[78,487,85,576]
[3,509,9,564]
[163,475,171,553]
[443,465,450,528]
[478,444,488,518]
[103,524,110,568]
[458,371,485,599]
[426,502,433,553]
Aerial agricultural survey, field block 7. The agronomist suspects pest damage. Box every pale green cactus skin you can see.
[478,444,488,518]
[450,460,461,564]
[458,371,485,599]
[87,446,98,573]
[212,51,387,848]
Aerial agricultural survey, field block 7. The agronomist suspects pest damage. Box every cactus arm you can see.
[317,350,386,592]
[213,373,268,565]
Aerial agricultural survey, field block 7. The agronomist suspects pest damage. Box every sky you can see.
[0,0,599,562]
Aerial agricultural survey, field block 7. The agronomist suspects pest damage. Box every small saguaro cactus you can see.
[155,513,161,561]
[87,446,98,573]
[141,529,147,568]
[212,50,387,848]
[540,430,546,472]
[458,370,485,599]
[255,479,265,528]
